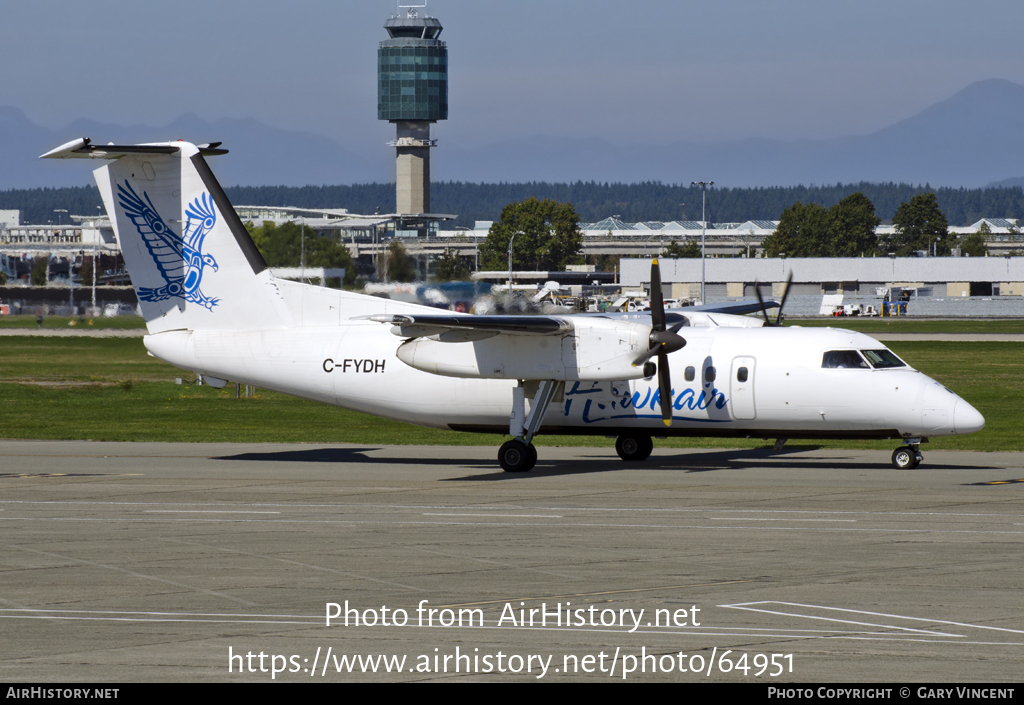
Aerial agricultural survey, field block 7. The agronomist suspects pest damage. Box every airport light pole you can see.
[691,181,713,303]
[507,233,516,295]
[92,207,100,313]
[91,246,97,312]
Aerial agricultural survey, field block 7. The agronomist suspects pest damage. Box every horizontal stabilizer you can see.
[40,137,228,160]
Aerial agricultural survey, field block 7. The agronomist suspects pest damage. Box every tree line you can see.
[759,192,987,258]
[4,182,1024,227]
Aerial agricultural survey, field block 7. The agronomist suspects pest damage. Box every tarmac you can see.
[2,440,1023,683]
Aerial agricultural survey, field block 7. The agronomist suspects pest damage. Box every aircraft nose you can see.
[953,399,985,435]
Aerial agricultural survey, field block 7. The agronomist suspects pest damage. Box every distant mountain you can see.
[436,79,1024,188]
[0,110,385,190]
[988,176,1024,188]
[3,79,1024,189]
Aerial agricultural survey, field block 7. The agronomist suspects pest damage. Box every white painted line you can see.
[423,513,563,518]
[721,602,960,636]
[10,545,257,606]
[0,608,314,618]
[3,500,1022,519]
[156,537,424,591]
[711,517,856,522]
[3,611,1015,644]
[5,516,1024,535]
[144,510,282,514]
[0,614,318,625]
[723,601,1024,636]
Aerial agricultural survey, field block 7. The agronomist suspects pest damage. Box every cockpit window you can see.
[822,350,870,369]
[860,349,906,369]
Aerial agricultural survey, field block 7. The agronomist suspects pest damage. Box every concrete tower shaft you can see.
[378,5,448,215]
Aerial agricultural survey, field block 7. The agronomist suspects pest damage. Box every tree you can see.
[661,239,701,258]
[385,240,416,282]
[885,193,949,256]
[31,256,48,286]
[76,256,92,286]
[761,202,830,258]
[958,222,989,257]
[245,220,355,285]
[826,192,881,257]
[760,193,883,258]
[478,198,583,271]
[433,247,471,282]
[588,253,621,272]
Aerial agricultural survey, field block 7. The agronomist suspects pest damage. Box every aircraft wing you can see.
[684,298,779,315]
[366,313,572,341]
[368,299,777,340]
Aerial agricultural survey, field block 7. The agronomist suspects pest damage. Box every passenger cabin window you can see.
[684,366,695,382]
[861,349,907,369]
[705,366,716,383]
[822,350,870,369]
[737,367,748,383]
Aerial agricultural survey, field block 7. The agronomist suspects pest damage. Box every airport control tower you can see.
[378,3,448,215]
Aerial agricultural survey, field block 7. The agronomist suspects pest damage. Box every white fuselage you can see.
[144,314,983,442]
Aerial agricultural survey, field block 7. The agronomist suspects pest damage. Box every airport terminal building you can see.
[621,256,1024,299]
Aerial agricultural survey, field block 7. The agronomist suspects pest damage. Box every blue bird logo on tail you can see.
[117,181,220,310]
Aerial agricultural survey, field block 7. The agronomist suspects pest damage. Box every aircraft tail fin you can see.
[43,139,293,333]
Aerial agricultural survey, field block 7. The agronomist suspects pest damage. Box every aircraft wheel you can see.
[892,446,919,470]
[616,434,654,461]
[527,443,538,470]
[499,440,533,473]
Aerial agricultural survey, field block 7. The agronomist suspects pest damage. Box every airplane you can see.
[42,138,985,472]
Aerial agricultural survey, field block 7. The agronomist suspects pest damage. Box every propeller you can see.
[632,258,687,426]
[754,271,793,326]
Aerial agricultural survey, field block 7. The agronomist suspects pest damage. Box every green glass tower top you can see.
[378,12,448,122]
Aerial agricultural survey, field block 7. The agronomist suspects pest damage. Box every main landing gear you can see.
[499,380,561,472]
[615,433,653,461]
[891,438,924,469]
[498,439,538,473]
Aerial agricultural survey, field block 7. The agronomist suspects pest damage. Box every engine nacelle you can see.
[396,318,655,381]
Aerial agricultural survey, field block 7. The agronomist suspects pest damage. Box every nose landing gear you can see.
[499,380,560,473]
[892,439,923,469]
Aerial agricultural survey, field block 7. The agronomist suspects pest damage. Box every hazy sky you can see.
[6,0,1024,155]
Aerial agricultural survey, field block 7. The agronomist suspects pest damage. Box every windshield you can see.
[860,349,907,369]
[822,350,870,369]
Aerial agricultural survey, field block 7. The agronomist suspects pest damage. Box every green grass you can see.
[0,337,170,382]
[785,317,1024,334]
[0,336,1019,451]
[0,315,145,330]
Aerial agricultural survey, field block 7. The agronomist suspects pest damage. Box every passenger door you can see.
[730,356,756,420]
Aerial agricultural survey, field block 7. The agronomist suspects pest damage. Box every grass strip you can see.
[0,337,1018,451]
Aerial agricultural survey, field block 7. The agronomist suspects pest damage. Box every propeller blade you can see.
[632,347,659,368]
[753,282,772,327]
[657,351,673,426]
[775,271,794,326]
[650,258,666,332]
